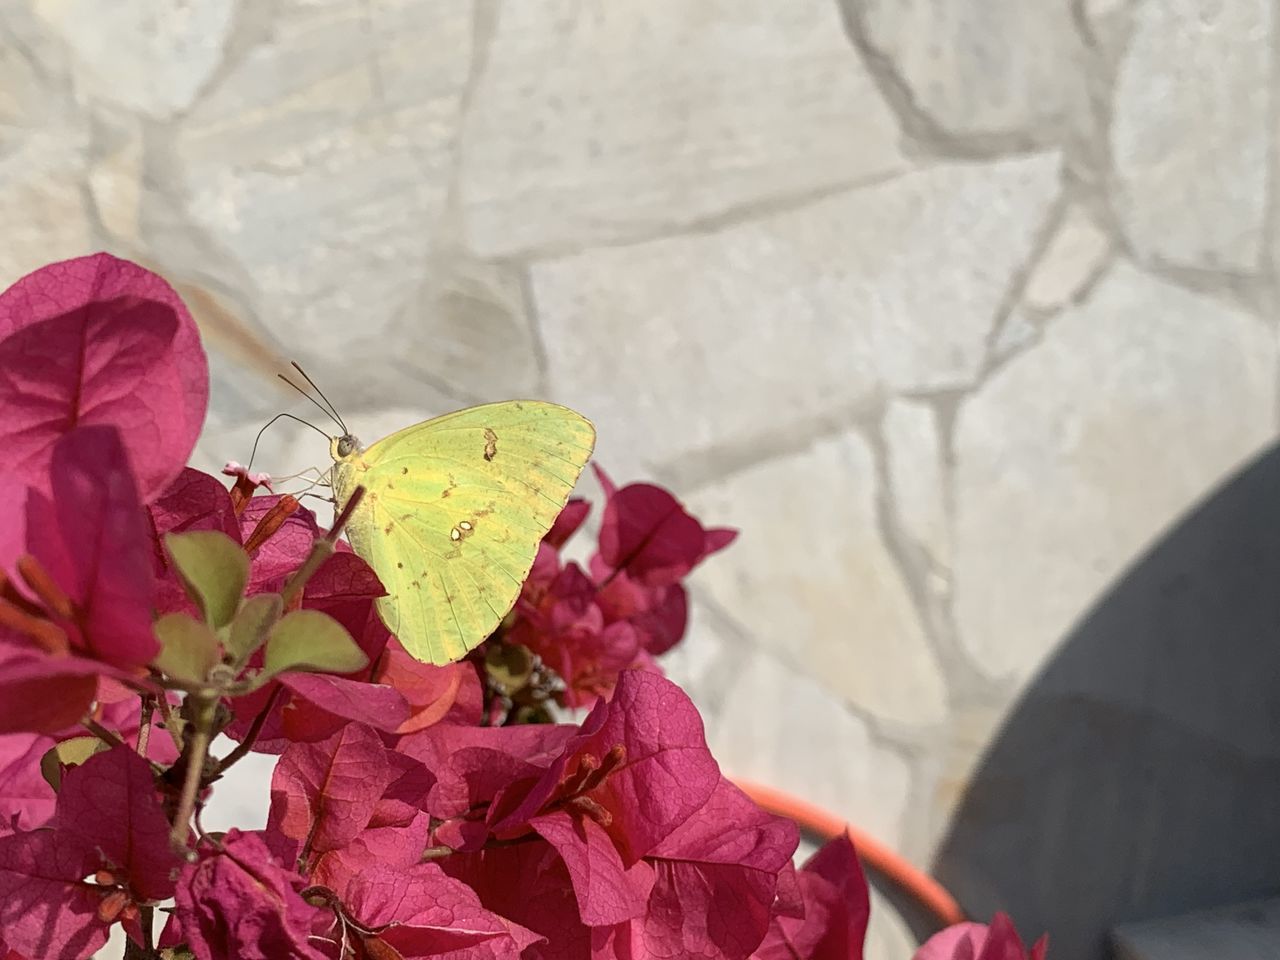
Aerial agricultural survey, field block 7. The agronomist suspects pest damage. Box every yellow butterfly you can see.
[328,400,595,665]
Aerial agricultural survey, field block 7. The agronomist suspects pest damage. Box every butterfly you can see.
[328,400,596,665]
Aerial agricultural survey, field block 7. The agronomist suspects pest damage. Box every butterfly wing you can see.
[334,401,595,664]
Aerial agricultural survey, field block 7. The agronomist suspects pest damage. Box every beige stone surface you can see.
[0,10,94,287]
[709,648,914,850]
[686,429,949,728]
[151,0,477,403]
[1021,204,1113,316]
[883,398,950,572]
[954,263,1276,682]
[853,0,1085,145]
[35,0,236,119]
[533,154,1060,479]
[1111,0,1272,272]
[459,0,908,258]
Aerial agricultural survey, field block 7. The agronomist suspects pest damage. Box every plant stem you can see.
[216,684,283,774]
[136,695,154,758]
[170,697,216,855]
[154,694,184,752]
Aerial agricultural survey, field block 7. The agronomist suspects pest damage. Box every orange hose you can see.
[732,777,967,929]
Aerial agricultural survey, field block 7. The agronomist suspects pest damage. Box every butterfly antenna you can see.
[246,412,332,472]
[288,361,349,435]
[277,371,346,435]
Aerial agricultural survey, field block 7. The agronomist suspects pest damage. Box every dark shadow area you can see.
[931,443,1280,959]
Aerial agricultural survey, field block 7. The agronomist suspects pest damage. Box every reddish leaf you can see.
[802,833,870,960]
[441,844,588,960]
[26,426,157,666]
[597,483,709,587]
[546,498,590,549]
[174,829,325,960]
[148,468,239,615]
[148,467,240,541]
[0,734,54,836]
[375,646,482,734]
[367,752,437,830]
[492,670,721,862]
[591,463,618,500]
[531,810,655,926]
[753,833,869,960]
[302,550,390,665]
[0,828,105,959]
[269,724,393,856]
[344,862,541,959]
[0,477,27,577]
[0,253,207,500]
[0,646,100,735]
[222,672,411,756]
[0,747,177,957]
[280,674,411,734]
[399,724,571,829]
[625,778,797,960]
[0,694,176,837]
[53,746,180,902]
[913,913,1049,960]
[308,811,434,899]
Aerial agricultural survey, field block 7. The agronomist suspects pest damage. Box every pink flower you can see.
[752,833,870,960]
[502,467,735,708]
[0,747,180,958]
[0,253,207,500]
[914,913,1049,960]
[0,427,160,734]
[173,829,326,960]
[417,671,798,959]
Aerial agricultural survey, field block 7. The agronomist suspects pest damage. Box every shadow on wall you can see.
[930,442,1280,959]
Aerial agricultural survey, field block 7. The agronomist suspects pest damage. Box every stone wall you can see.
[3,2,1278,957]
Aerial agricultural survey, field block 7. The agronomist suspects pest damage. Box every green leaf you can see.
[40,736,108,791]
[262,609,369,681]
[226,593,284,665]
[164,530,249,628]
[153,612,221,685]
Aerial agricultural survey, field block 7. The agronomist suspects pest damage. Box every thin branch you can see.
[136,695,154,759]
[170,708,213,855]
[216,684,283,774]
[154,694,184,752]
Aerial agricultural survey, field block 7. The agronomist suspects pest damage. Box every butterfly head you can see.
[331,433,362,462]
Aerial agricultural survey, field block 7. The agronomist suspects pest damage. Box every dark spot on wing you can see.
[483,427,498,461]
[383,524,393,535]
[396,562,404,569]
[401,466,409,475]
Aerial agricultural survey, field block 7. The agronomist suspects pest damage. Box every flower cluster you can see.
[0,255,1048,959]
[488,464,734,714]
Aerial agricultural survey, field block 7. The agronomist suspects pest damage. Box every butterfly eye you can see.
[337,435,358,457]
